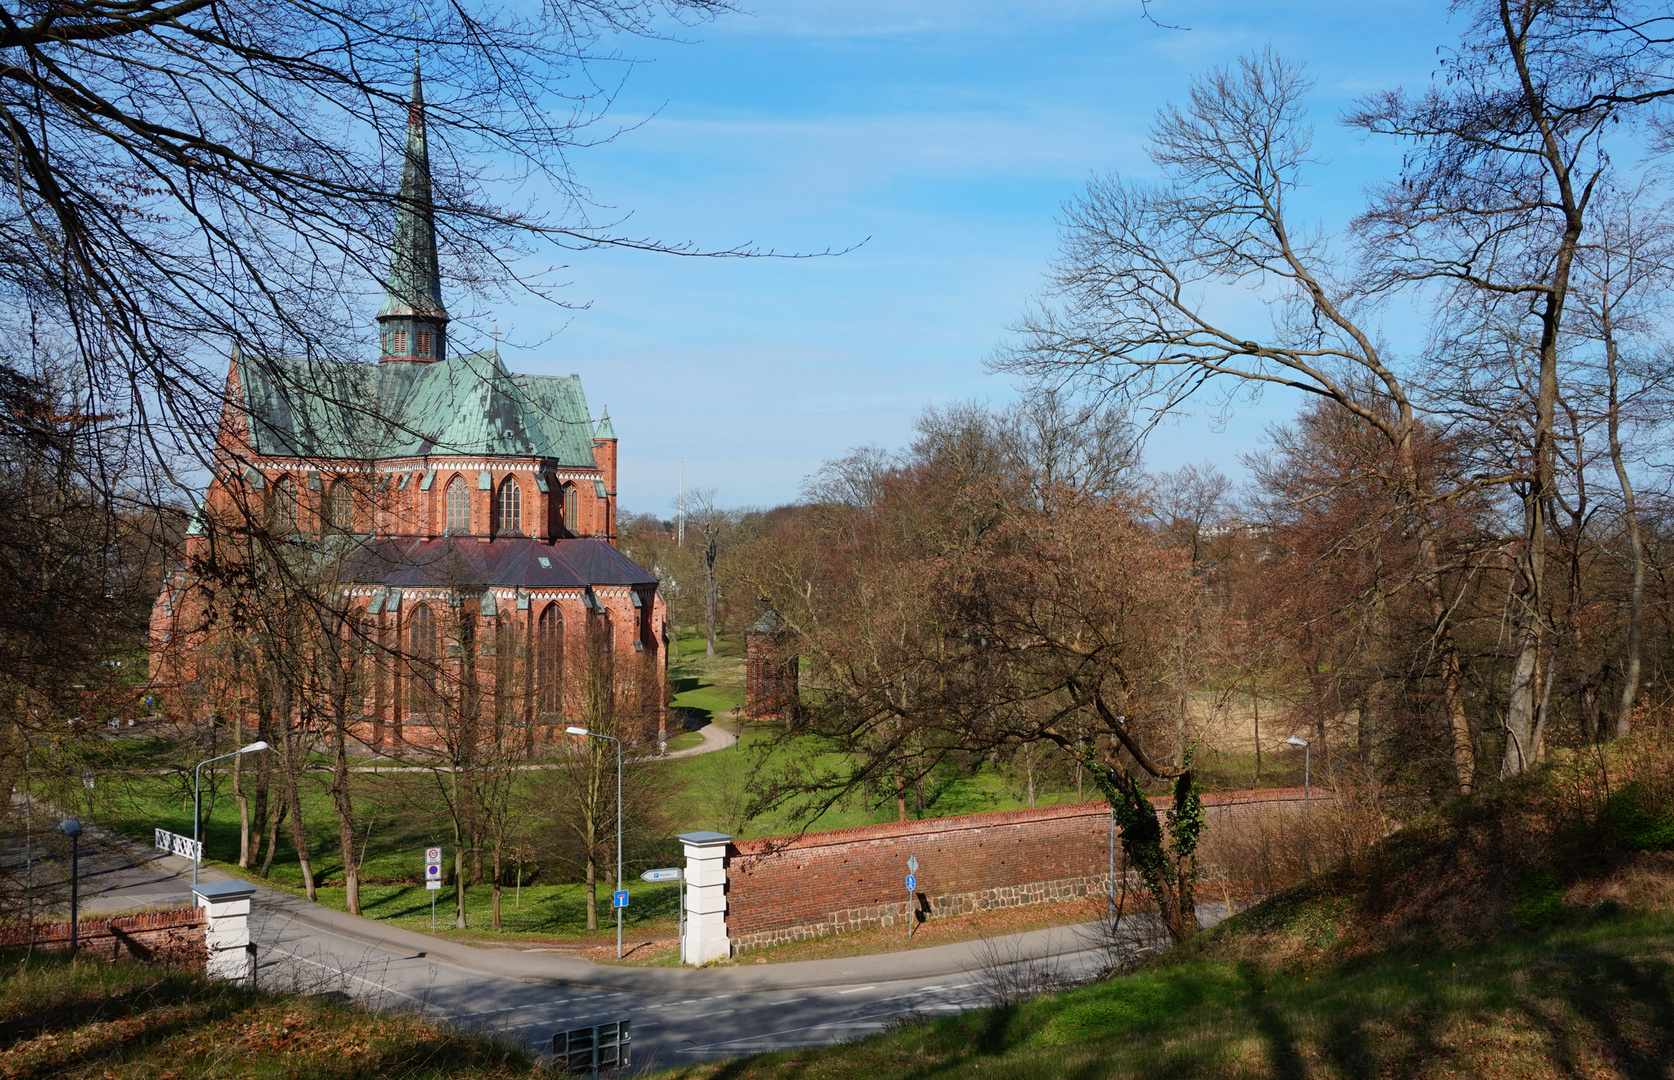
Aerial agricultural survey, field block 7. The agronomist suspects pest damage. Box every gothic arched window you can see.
[497,477,522,535]
[408,603,439,715]
[445,475,470,534]
[536,603,562,717]
[269,476,296,534]
[561,483,578,534]
[328,481,354,533]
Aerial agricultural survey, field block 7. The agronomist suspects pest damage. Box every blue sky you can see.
[469,0,1460,513]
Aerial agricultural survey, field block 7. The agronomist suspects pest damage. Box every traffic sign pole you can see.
[906,854,920,939]
[424,848,443,931]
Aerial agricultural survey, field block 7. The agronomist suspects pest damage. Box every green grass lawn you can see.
[309,879,682,939]
[654,905,1674,1079]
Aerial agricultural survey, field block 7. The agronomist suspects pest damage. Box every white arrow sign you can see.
[640,867,682,883]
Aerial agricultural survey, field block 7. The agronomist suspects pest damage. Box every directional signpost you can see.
[425,848,442,930]
[640,868,684,964]
[906,854,920,939]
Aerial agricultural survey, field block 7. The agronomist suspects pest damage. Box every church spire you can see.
[378,57,449,363]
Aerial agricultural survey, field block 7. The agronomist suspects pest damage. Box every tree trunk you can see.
[491,844,503,931]
[1605,307,1644,738]
[1417,562,1476,794]
[234,711,251,868]
[1503,550,1546,776]
[452,768,468,930]
[1493,0,1582,779]
[585,854,598,931]
[704,539,718,660]
[285,762,316,901]
[331,706,360,915]
[259,796,285,878]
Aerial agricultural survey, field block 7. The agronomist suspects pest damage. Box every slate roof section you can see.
[235,347,599,465]
[748,607,792,635]
[345,537,657,590]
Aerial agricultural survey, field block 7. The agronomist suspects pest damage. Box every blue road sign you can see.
[905,874,916,891]
[612,889,630,909]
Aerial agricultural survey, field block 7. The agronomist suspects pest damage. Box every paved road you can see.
[661,717,738,759]
[52,822,1174,1072]
[253,892,1092,1068]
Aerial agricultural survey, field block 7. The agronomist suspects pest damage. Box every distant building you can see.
[743,607,799,722]
[150,63,667,748]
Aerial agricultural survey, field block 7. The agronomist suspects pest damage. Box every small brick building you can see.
[743,607,799,721]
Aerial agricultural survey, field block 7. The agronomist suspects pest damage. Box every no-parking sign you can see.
[425,847,442,890]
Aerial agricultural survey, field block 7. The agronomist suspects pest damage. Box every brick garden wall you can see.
[725,788,1317,952]
[0,908,206,968]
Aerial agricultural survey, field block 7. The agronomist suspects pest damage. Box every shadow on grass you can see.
[1520,940,1674,1080]
[1239,961,1306,1080]
[348,883,681,935]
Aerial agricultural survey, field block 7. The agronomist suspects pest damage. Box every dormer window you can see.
[393,328,408,354]
[417,330,431,355]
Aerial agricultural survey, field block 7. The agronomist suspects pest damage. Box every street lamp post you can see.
[194,741,269,884]
[57,819,81,953]
[1286,736,1311,871]
[568,726,623,959]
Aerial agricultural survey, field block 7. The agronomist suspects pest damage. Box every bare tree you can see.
[1567,188,1674,737]
[1348,0,1674,774]
[996,51,1484,793]
[1154,461,1231,565]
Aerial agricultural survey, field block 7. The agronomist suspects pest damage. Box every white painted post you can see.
[191,880,257,982]
[678,831,732,966]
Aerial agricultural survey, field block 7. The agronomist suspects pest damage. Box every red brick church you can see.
[149,63,668,749]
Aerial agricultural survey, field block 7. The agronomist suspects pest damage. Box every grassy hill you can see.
[0,952,544,1080]
[655,735,1674,1079]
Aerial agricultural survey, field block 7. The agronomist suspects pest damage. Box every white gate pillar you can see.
[678,831,732,966]
[191,880,257,982]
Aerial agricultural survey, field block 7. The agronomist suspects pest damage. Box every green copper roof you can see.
[596,412,617,439]
[235,347,601,465]
[378,59,447,323]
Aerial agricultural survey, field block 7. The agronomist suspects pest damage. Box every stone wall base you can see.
[729,871,1148,953]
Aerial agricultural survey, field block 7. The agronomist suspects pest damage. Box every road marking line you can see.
[263,947,431,1009]
[836,985,877,995]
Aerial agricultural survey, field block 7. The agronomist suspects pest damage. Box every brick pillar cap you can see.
[677,831,732,846]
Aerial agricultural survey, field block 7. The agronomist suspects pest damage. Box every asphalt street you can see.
[43,820,1177,1072]
[250,885,1117,1070]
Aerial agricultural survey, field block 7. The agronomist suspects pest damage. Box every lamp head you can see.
[57,818,82,838]
[1286,736,1310,747]
[240,740,269,753]
[565,726,589,737]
